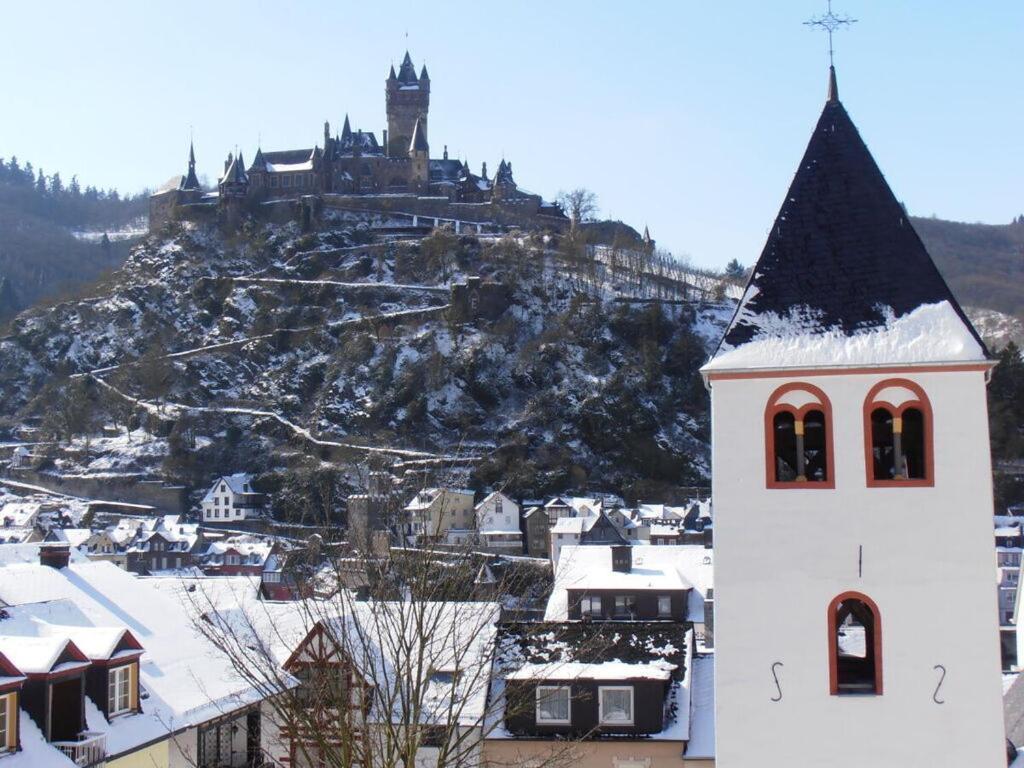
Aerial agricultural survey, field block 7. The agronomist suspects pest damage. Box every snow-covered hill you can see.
[0,216,731,502]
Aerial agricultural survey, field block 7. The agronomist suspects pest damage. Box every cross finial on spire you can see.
[804,0,857,68]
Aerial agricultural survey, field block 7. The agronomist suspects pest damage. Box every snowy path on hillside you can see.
[74,305,450,377]
[90,377,478,463]
[229,277,450,293]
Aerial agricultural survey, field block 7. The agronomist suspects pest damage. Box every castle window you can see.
[282,175,291,188]
[828,592,882,695]
[864,379,933,487]
[765,383,834,488]
[270,176,278,189]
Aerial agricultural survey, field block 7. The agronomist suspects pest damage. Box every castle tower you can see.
[386,51,429,157]
[705,68,1005,766]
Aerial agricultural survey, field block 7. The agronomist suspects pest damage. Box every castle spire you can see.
[388,63,397,81]
[420,63,429,81]
[397,50,418,84]
[181,140,201,191]
[341,114,352,142]
[827,65,839,103]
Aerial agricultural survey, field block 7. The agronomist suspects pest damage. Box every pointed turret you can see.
[341,114,352,142]
[248,147,265,174]
[409,116,429,155]
[388,63,397,81]
[420,64,430,81]
[180,141,201,191]
[397,51,418,84]
[707,67,987,370]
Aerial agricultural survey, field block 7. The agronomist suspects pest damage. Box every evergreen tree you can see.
[724,258,746,281]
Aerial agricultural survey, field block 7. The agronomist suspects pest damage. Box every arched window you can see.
[828,592,882,695]
[863,379,933,487]
[764,383,834,489]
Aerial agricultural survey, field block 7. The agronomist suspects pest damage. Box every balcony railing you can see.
[53,731,107,767]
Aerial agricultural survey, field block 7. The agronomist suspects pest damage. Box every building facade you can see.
[706,68,1005,766]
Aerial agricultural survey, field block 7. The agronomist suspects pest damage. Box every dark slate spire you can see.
[420,63,429,81]
[716,68,986,357]
[181,141,201,190]
[248,147,265,173]
[341,114,352,142]
[388,63,397,81]
[397,51,418,84]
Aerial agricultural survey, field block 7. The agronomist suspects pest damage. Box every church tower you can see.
[386,52,429,158]
[705,68,1005,766]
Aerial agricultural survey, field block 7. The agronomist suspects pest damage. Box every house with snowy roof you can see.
[197,535,276,576]
[124,515,202,575]
[547,543,715,649]
[474,491,523,554]
[706,65,1004,766]
[0,542,282,767]
[273,600,498,768]
[484,619,712,766]
[200,473,266,524]
[402,487,475,545]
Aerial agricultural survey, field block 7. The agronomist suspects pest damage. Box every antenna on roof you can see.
[804,0,857,68]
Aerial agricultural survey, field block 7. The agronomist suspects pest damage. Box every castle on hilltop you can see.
[150,52,566,232]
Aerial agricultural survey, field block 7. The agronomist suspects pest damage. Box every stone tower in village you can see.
[704,68,1005,766]
[386,52,430,158]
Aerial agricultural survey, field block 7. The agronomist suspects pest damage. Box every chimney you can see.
[611,544,632,573]
[40,542,71,570]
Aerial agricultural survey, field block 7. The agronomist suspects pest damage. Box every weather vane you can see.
[804,0,857,66]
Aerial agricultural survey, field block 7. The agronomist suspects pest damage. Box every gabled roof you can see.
[202,473,256,502]
[0,635,89,675]
[707,68,987,372]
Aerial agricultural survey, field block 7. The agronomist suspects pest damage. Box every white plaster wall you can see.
[711,368,1005,767]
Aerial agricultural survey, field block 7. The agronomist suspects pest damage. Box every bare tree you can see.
[555,189,598,231]
[184,535,590,768]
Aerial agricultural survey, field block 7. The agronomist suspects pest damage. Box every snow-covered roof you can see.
[685,656,715,758]
[0,559,269,757]
[201,535,273,561]
[202,473,257,502]
[506,660,676,681]
[550,515,596,535]
[705,300,988,372]
[546,544,713,622]
[0,635,87,675]
[265,160,314,173]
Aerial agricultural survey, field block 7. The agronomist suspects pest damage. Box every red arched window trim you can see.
[827,591,883,695]
[764,382,835,490]
[863,378,934,488]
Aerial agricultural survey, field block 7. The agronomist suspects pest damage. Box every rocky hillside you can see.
[0,215,729,510]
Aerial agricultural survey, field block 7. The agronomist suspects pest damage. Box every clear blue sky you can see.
[1,1,1020,269]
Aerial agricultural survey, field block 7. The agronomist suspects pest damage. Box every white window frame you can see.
[0,691,11,751]
[657,595,672,618]
[598,685,634,726]
[108,664,132,716]
[535,685,571,725]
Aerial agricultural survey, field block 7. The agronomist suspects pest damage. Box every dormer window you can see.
[765,383,834,488]
[864,379,933,487]
[0,691,16,753]
[108,665,133,716]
